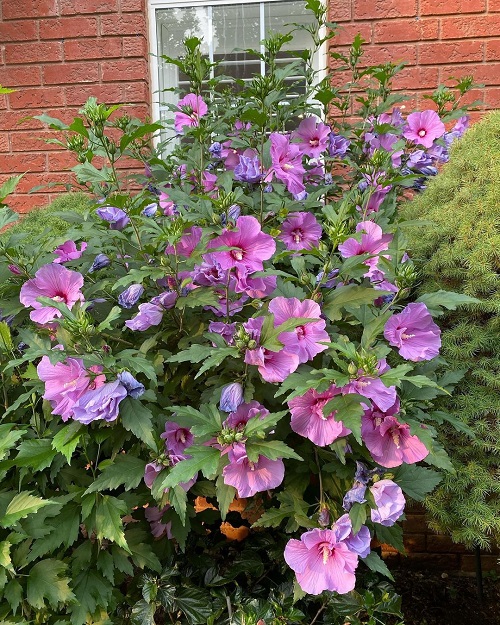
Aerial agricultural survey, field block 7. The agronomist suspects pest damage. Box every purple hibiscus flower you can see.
[165,226,202,258]
[292,117,330,159]
[329,133,350,157]
[384,302,441,361]
[96,206,130,230]
[20,263,85,324]
[224,400,269,430]
[118,284,144,309]
[219,382,244,413]
[370,479,405,526]
[234,149,262,183]
[161,421,194,456]
[279,212,322,251]
[72,379,127,424]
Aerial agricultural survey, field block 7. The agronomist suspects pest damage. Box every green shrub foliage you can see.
[0,9,476,624]
[402,111,500,549]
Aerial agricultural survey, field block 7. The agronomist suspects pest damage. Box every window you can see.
[147,0,325,129]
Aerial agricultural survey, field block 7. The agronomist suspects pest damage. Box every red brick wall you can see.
[0,0,150,214]
[328,0,500,117]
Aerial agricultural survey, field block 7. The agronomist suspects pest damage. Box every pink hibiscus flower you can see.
[207,216,276,273]
[161,421,194,456]
[222,442,285,498]
[384,302,441,361]
[266,132,306,195]
[174,93,208,132]
[343,360,397,413]
[292,117,331,158]
[361,400,429,467]
[284,527,359,595]
[288,385,350,446]
[268,297,330,364]
[37,355,105,421]
[20,263,85,324]
[279,212,322,251]
[338,221,393,259]
[403,110,446,148]
[165,226,203,258]
[53,240,87,263]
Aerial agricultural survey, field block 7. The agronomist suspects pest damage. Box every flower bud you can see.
[8,264,22,275]
[118,371,145,399]
[141,203,158,217]
[88,254,111,273]
[219,382,244,413]
[118,284,144,309]
[318,506,330,527]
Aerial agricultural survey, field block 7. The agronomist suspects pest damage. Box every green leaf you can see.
[26,559,75,610]
[166,404,221,437]
[362,551,394,581]
[4,578,23,613]
[0,425,25,461]
[360,310,392,349]
[95,495,130,552]
[175,587,213,624]
[73,162,114,183]
[131,599,157,625]
[245,440,303,462]
[243,410,287,437]
[379,364,414,387]
[349,503,367,534]
[215,475,236,521]
[394,464,442,501]
[34,113,69,130]
[52,422,82,464]
[120,398,156,450]
[96,305,122,331]
[0,321,14,352]
[154,446,221,492]
[169,484,188,525]
[375,523,406,554]
[323,394,365,445]
[0,541,14,573]
[10,438,57,471]
[323,285,388,321]
[0,492,55,527]
[85,455,147,494]
[70,569,114,624]
[0,205,20,230]
[168,344,216,364]
[260,315,320,352]
[176,288,219,309]
[116,349,157,384]
[416,290,481,316]
[194,347,237,379]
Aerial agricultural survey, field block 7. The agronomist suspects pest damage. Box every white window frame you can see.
[146,0,328,126]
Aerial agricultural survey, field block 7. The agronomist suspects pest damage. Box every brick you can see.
[3,0,58,19]
[0,153,46,173]
[100,14,147,36]
[393,65,440,90]
[460,554,499,572]
[64,83,124,106]
[0,133,9,152]
[358,43,417,66]
[9,87,65,109]
[0,20,38,42]
[61,0,119,15]
[101,59,148,81]
[120,0,145,11]
[48,151,77,170]
[426,534,467,553]
[446,63,500,85]
[373,18,439,43]
[122,81,150,102]
[328,0,352,22]
[10,131,66,152]
[490,0,500,10]
[43,62,99,85]
[40,17,98,40]
[63,37,122,61]
[16,172,75,194]
[0,111,45,132]
[354,0,417,20]
[404,553,460,570]
[5,42,63,65]
[485,39,500,60]
[0,66,43,87]
[402,514,428,533]
[404,533,426,552]
[334,23,373,46]
[420,0,486,14]
[8,193,52,214]
[484,86,500,108]
[419,41,484,65]
[441,15,500,39]
[122,35,148,58]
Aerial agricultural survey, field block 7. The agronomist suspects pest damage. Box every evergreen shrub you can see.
[402,111,500,549]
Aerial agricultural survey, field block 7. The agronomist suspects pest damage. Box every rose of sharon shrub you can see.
[0,15,477,623]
